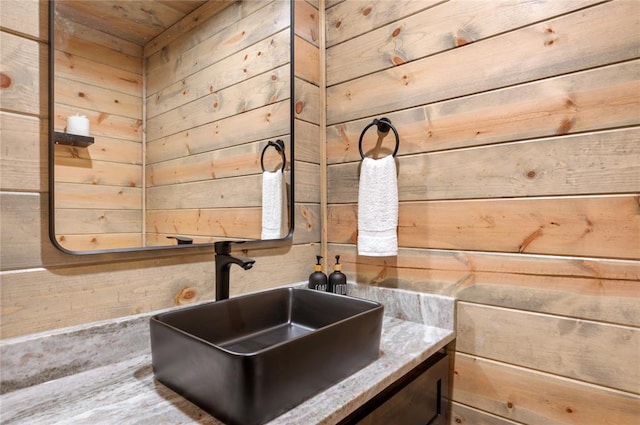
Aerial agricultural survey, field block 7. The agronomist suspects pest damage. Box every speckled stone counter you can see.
[1,284,455,425]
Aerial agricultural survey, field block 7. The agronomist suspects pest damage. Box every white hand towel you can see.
[357,155,398,256]
[261,169,284,239]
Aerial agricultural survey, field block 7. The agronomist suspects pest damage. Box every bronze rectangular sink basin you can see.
[150,287,384,425]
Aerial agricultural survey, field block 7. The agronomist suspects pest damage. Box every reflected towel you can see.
[357,155,398,256]
[261,169,284,239]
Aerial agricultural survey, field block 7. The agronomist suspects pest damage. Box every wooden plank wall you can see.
[145,0,294,244]
[0,0,321,339]
[52,11,144,251]
[324,0,640,424]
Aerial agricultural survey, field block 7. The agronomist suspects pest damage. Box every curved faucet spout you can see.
[214,242,255,301]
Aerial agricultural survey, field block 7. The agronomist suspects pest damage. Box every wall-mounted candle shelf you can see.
[53,131,94,148]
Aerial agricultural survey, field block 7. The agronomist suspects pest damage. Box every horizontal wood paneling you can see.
[326,0,640,124]
[146,64,290,141]
[54,50,141,98]
[450,402,522,425]
[0,112,47,192]
[329,128,640,203]
[294,119,321,164]
[295,35,320,85]
[295,0,319,47]
[143,0,235,57]
[145,1,286,94]
[0,0,48,41]
[327,59,640,163]
[146,203,320,246]
[452,352,640,425]
[325,0,441,47]
[146,101,290,163]
[294,77,321,124]
[457,302,640,393]
[54,16,142,74]
[54,183,141,210]
[146,28,290,119]
[0,31,47,116]
[326,0,602,86]
[0,243,316,338]
[328,244,640,327]
[147,137,291,187]
[328,195,640,259]
[1,0,317,341]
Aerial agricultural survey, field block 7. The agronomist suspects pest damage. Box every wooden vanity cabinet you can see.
[339,350,449,425]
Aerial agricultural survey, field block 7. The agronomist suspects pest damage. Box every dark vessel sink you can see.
[150,287,384,425]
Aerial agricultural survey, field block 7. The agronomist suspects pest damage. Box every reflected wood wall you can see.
[324,0,639,424]
[52,10,144,250]
[0,0,321,338]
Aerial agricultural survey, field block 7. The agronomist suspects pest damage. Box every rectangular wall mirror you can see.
[49,0,294,254]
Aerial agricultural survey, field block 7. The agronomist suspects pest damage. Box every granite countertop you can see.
[0,284,455,425]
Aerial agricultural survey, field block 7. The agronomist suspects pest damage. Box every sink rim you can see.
[150,287,384,357]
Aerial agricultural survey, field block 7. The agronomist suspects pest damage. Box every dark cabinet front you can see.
[340,350,450,425]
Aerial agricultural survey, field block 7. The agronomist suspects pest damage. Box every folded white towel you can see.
[357,154,398,256]
[261,169,284,239]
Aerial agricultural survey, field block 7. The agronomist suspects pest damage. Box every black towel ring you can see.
[260,139,286,172]
[358,117,399,159]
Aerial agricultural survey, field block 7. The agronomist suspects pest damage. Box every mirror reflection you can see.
[51,0,293,253]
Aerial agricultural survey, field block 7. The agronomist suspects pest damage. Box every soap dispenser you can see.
[328,255,347,295]
[308,255,328,291]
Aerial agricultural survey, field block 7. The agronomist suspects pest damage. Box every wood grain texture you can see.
[0,243,317,338]
[327,60,640,164]
[295,0,319,47]
[294,77,321,124]
[456,302,640,393]
[145,1,288,94]
[0,0,48,41]
[450,402,522,425]
[295,35,320,85]
[325,0,441,47]
[146,101,290,163]
[326,0,601,86]
[146,64,290,141]
[0,32,48,116]
[452,352,640,425]
[328,128,640,203]
[328,195,640,259]
[146,29,290,118]
[0,112,47,192]
[328,244,640,327]
[326,0,640,124]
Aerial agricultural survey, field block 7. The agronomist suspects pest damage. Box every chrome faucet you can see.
[214,241,256,301]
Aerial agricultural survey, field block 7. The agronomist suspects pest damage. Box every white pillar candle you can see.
[67,114,90,136]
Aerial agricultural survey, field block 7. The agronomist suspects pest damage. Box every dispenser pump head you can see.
[315,255,323,271]
[334,255,342,271]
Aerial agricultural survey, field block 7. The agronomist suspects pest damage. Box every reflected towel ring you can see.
[358,117,399,159]
[261,139,286,172]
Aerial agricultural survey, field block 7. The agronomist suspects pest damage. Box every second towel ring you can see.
[358,117,399,159]
[261,139,286,172]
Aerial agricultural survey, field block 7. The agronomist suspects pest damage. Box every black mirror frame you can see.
[48,0,295,255]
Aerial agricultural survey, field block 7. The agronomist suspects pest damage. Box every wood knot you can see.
[507,401,514,409]
[295,100,304,114]
[566,407,574,414]
[455,37,470,47]
[1,72,12,89]
[527,170,536,178]
[362,6,372,16]
[78,92,86,98]
[392,27,401,37]
[175,287,197,305]
[335,19,342,29]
